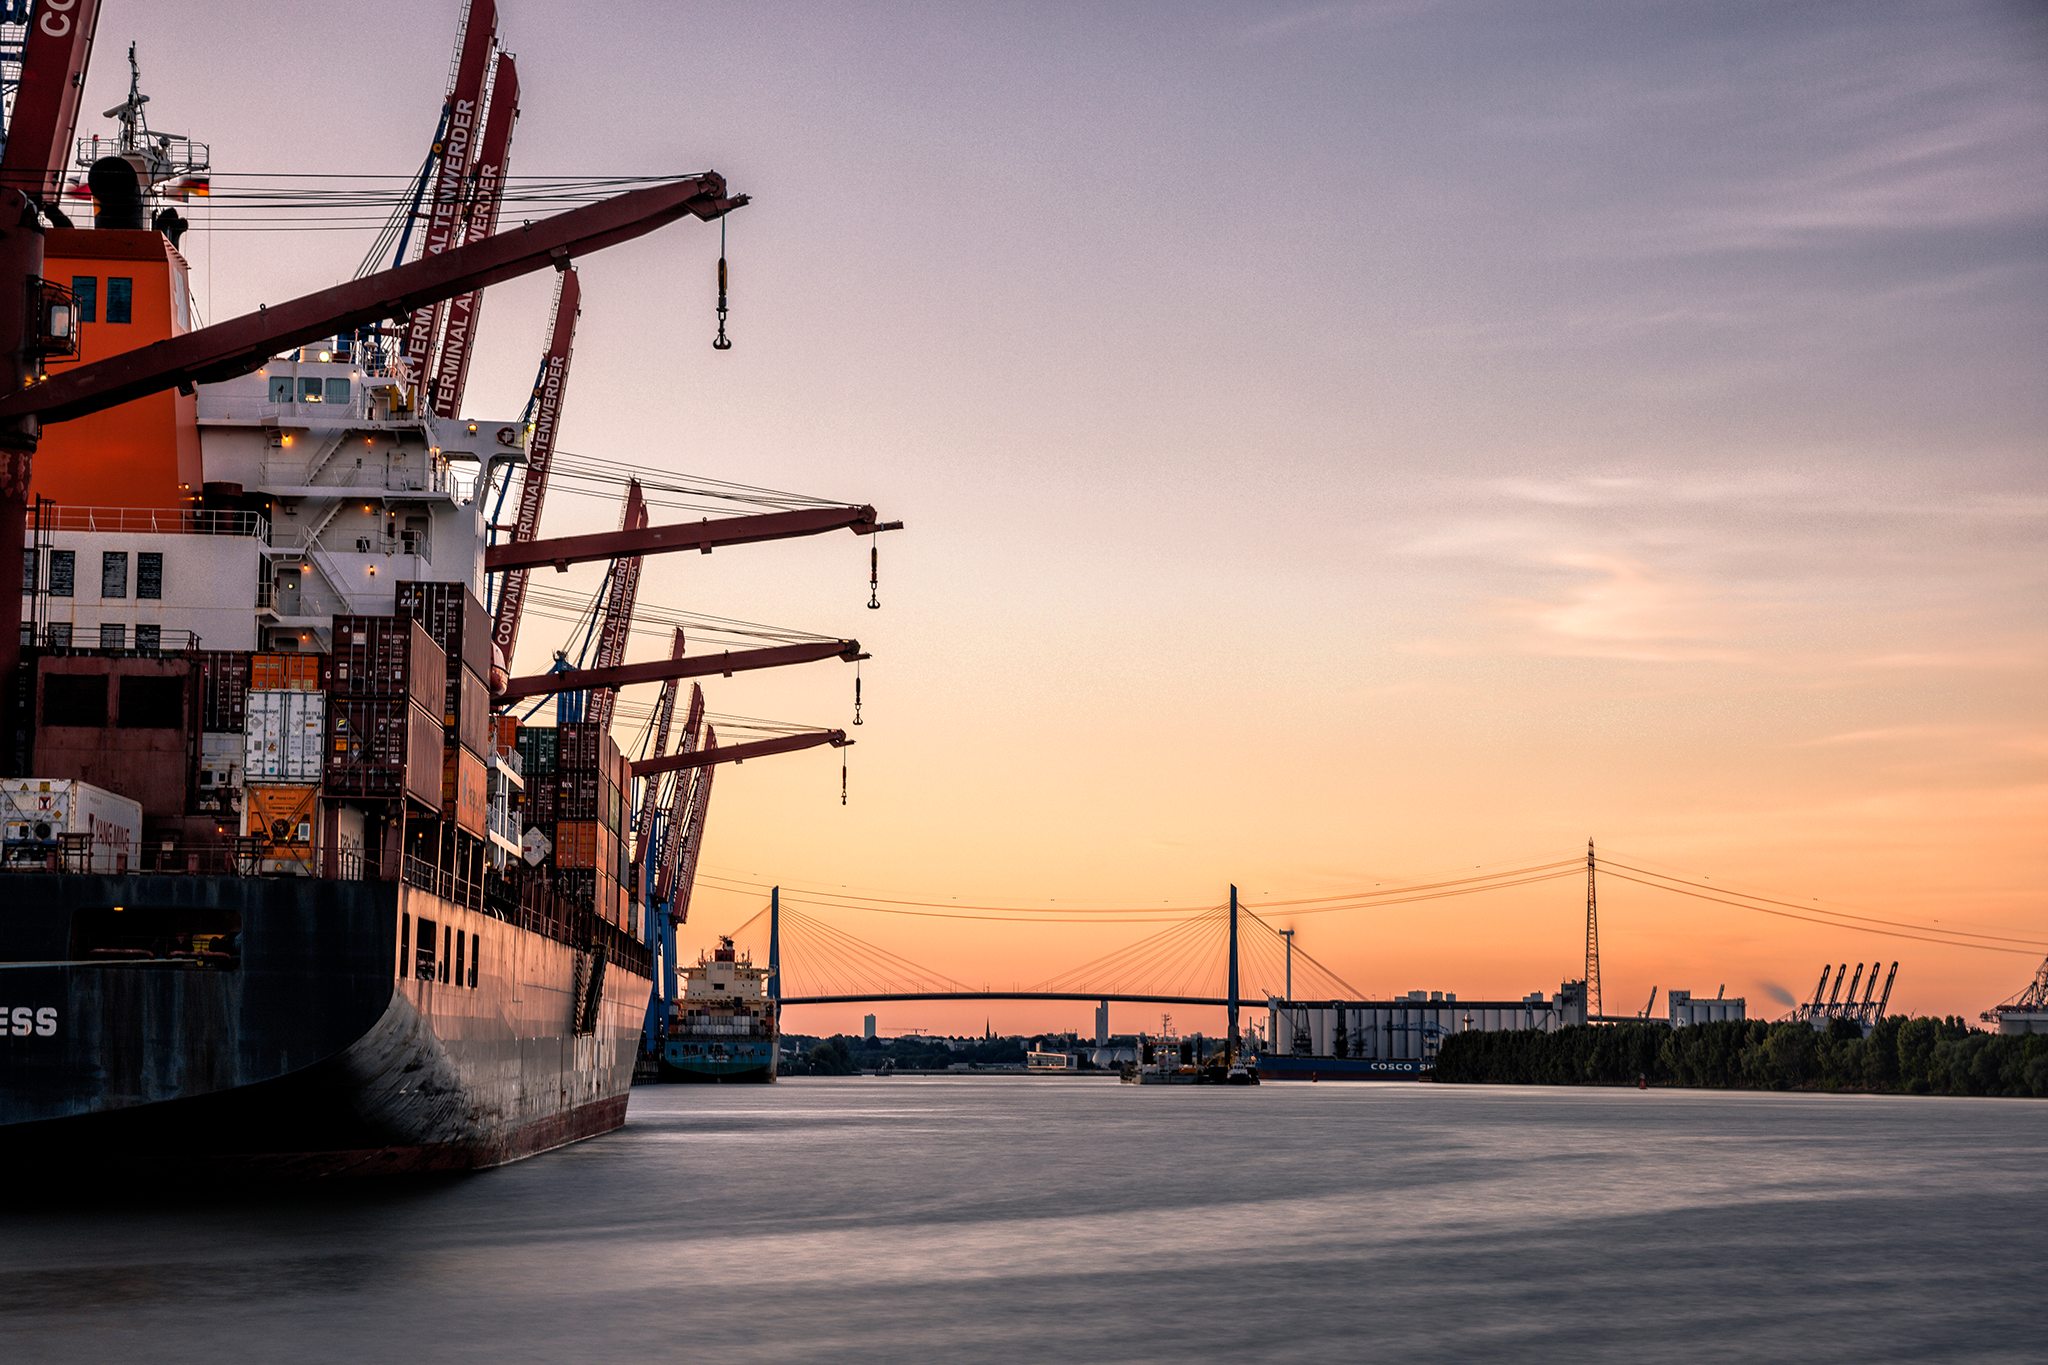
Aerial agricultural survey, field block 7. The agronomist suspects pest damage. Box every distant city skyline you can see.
[101,0,2046,1030]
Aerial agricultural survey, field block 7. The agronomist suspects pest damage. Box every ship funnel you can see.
[88,158,146,230]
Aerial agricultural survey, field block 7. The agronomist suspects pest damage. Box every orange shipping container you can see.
[244,783,317,853]
[492,714,519,752]
[554,819,600,870]
[251,653,322,691]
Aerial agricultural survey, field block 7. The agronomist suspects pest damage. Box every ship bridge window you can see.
[101,551,128,599]
[300,378,324,403]
[469,932,479,988]
[268,376,294,403]
[454,929,465,988]
[71,277,96,324]
[118,675,184,729]
[135,624,161,654]
[48,549,73,597]
[42,674,108,726]
[399,912,410,978]
[99,623,125,650]
[324,378,351,404]
[137,553,163,600]
[106,277,132,325]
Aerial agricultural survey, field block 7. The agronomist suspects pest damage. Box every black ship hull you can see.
[0,873,652,1175]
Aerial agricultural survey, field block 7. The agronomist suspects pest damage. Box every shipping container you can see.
[244,690,325,783]
[443,665,491,757]
[516,726,557,778]
[553,819,600,869]
[243,783,317,851]
[194,731,244,814]
[441,746,488,838]
[525,782,556,828]
[195,650,252,731]
[1,777,143,873]
[324,697,443,810]
[395,580,493,680]
[555,868,597,909]
[492,714,520,754]
[250,652,322,692]
[325,616,446,712]
[555,769,599,821]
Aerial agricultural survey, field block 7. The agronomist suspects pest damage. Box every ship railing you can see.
[25,630,205,654]
[33,506,271,539]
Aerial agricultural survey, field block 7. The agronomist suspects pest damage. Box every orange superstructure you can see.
[31,228,201,512]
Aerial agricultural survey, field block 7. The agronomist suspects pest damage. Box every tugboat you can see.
[659,936,779,1082]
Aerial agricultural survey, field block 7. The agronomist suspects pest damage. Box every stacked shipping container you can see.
[322,616,446,809]
[396,582,492,839]
[516,720,633,929]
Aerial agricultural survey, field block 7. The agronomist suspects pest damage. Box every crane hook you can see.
[712,218,732,351]
[841,749,848,806]
[867,541,880,610]
[853,661,863,726]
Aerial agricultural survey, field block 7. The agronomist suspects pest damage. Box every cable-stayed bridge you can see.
[701,846,2048,1027]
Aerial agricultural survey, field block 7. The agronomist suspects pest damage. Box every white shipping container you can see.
[245,690,326,783]
[1,778,144,873]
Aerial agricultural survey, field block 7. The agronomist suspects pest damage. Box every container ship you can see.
[658,936,778,1082]
[0,6,852,1173]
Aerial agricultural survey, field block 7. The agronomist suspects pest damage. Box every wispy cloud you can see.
[1501,552,1748,663]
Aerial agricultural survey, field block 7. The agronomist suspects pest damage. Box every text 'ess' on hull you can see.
[0,21,761,1174]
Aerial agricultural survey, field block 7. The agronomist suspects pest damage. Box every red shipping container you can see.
[441,745,488,837]
[443,665,491,757]
[325,616,446,713]
[395,580,493,680]
[324,696,443,810]
[194,650,252,731]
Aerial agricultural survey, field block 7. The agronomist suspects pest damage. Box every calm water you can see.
[4,1079,2045,1362]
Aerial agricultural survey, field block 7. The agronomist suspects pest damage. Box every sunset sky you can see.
[98,1,2045,1032]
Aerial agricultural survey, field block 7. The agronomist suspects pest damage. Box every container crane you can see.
[582,479,649,734]
[664,725,718,926]
[633,729,850,778]
[431,48,519,417]
[499,638,864,702]
[403,0,498,387]
[0,156,744,693]
[633,635,696,862]
[484,504,900,574]
[489,266,579,667]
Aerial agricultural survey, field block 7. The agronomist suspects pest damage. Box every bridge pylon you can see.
[1228,884,1240,1061]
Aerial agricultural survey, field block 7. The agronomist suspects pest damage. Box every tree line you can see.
[1432,1017,2048,1097]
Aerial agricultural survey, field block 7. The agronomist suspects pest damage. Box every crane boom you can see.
[490,266,579,666]
[499,638,861,702]
[583,479,649,734]
[0,0,103,205]
[403,0,498,383]
[484,505,896,573]
[0,173,742,431]
[430,48,519,417]
[633,729,850,779]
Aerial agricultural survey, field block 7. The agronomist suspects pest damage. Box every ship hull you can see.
[1255,1055,1431,1081]
[657,1035,777,1084]
[0,873,652,1175]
